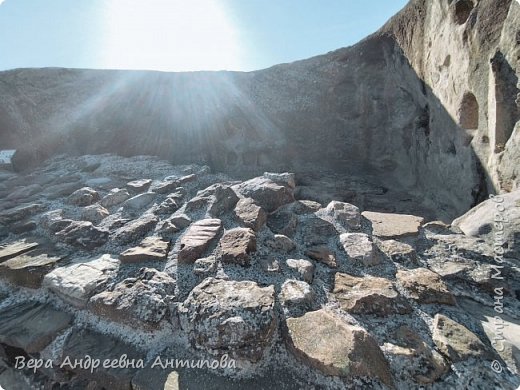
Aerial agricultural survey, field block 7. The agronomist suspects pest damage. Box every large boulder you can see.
[179,278,276,361]
[333,273,411,316]
[177,219,222,264]
[284,309,393,386]
[89,268,176,329]
[233,177,294,213]
[452,190,520,259]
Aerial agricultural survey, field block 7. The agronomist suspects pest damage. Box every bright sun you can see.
[100,0,242,72]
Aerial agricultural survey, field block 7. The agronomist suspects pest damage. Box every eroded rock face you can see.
[284,309,393,386]
[43,254,120,307]
[333,273,411,316]
[179,278,276,361]
[178,219,222,264]
[397,268,456,305]
[89,268,176,329]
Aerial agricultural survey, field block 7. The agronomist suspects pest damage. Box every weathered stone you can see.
[284,309,393,386]
[0,301,72,353]
[267,208,298,237]
[339,233,381,266]
[325,201,361,230]
[233,177,294,213]
[362,211,424,238]
[397,268,456,305]
[81,204,109,223]
[89,268,176,329]
[286,258,314,283]
[193,255,217,277]
[0,239,39,262]
[186,184,239,217]
[301,216,337,245]
[333,273,411,316]
[43,254,120,307]
[432,314,492,362]
[152,179,179,194]
[0,250,66,288]
[266,234,296,253]
[0,203,45,225]
[305,245,337,268]
[155,196,179,215]
[279,280,313,309]
[220,228,256,266]
[377,239,417,263]
[179,278,276,361]
[386,325,448,385]
[126,178,152,193]
[60,329,141,390]
[119,236,170,263]
[178,219,222,264]
[67,187,100,206]
[263,172,296,189]
[112,213,158,244]
[100,188,131,208]
[123,192,157,210]
[55,220,109,249]
[234,197,267,231]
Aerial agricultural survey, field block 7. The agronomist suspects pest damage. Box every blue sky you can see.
[0,0,408,72]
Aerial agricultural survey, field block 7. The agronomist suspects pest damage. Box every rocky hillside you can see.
[1,0,518,221]
[0,154,518,389]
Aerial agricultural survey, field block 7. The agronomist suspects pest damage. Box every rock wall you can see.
[0,0,518,220]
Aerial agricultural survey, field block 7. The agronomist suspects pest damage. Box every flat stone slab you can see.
[362,211,424,238]
[60,328,142,390]
[0,239,39,263]
[333,273,411,316]
[178,219,222,264]
[284,309,393,386]
[43,254,120,307]
[0,250,67,288]
[119,236,170,263]
[0,301,72,353]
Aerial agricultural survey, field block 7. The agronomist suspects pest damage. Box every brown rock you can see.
[220,228,257,266]
[305,245,337,268]
[333,273,411,316]
[397,268,456,305]
[234,197,267,231]
[119,236,170,263]
[233,177,294,213]
[178,218,222,264]
[284,309,393,386]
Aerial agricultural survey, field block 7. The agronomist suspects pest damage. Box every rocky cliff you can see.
[1,0,518,221]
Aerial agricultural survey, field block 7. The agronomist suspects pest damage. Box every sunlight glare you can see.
[101,0,242,72]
